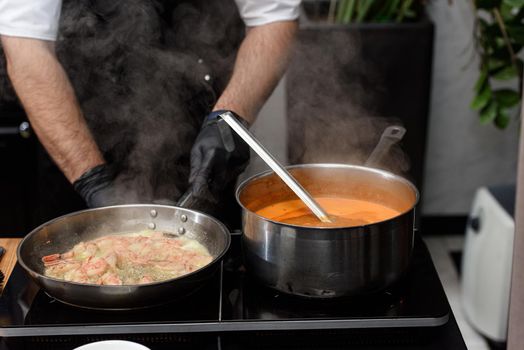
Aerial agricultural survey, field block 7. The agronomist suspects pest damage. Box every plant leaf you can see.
[494,89,521,107]
[336,0,348,23]
[342,0,356,24]
[488,58,507,72]
[476,0,502,9]
[356,0,374,22]
[492,65,519,80]
[506,25,524,45]
[385,0,401,18]
[479,100,498,124]
[495,109,511,129]
[502,0,524,7]
[396,0,413,23]
[490,46,513,60]
[403,9,416,18]
[474,68,489,92]
[511,6,524,22]
[501,3,516,20]
[471,83,492,110]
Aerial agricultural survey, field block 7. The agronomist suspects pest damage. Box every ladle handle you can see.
[219,112,332,223]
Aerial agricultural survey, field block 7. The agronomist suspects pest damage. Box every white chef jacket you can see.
[0,0,300,41]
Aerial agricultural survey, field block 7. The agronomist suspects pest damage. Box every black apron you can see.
[34,0,245,229]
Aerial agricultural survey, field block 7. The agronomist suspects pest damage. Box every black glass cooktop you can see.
[0,234,449,338]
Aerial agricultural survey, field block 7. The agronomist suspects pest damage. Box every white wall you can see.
[422,1,519,215]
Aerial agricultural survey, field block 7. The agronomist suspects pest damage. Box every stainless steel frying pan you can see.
[17,204,230,310]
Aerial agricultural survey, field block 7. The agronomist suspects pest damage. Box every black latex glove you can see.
[188,110,250,203]
[73,163,118,208]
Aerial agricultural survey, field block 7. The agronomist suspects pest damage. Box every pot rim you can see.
[17,204,231,289]
[235,163,420,230]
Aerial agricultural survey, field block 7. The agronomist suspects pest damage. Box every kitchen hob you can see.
[0,234,455,349]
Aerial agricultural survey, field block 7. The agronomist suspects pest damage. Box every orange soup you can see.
[255,197,401,228]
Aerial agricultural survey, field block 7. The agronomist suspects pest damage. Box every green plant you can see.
[329,0,425,23]
[471,0,523,129]
[303,0,426,23]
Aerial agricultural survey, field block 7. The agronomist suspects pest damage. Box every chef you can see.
[0,0,299,227]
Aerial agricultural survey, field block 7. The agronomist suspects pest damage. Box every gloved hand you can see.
[188,110,250,203]
[73,163,118,208]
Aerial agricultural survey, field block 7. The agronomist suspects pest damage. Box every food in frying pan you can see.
[41,231,212,285]
[255,197,401,227]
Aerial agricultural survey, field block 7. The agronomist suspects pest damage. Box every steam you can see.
[287,28,410,177]
[55,0,243,203]
[0,0,411,207]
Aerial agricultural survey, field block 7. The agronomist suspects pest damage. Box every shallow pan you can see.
[17,204,230,310]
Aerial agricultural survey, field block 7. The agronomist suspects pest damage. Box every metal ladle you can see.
[220,111,332,223]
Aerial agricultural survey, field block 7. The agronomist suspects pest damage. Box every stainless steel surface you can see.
[0,127,18,136]
[18,121,31,139]
[177,190,194,208]
[0,315,450,337]
[365,125,406,167]
[17,205,230,309]
[0,122,32,138]
[220,111,331,223]
[237,164,419,298]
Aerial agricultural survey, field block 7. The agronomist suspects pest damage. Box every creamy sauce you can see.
[255,197,401,227]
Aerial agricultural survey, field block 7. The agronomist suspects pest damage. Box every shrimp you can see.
[42,254,61,266]
[42,252,76,266]
[64,268,88,283]
[99,272,122,285]
[139,275,154,284]
[81,257,109,277]
[71,242,97,260]
[47,261,82,279]
[42,230,213,285]
[103,252,119,269]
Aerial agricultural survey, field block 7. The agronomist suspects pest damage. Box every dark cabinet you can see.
[0,104,83,236]
[0,105,36,235]
[286,20,434,193]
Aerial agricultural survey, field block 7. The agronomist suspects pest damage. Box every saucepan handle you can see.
[365,125,406,168]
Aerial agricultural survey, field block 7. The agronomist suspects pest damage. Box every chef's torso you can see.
[0,0,299,224]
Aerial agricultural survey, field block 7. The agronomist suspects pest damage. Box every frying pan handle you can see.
[177,190,195,208]
[177,190,244,237]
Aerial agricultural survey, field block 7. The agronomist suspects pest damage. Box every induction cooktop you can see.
[0,233,449,339]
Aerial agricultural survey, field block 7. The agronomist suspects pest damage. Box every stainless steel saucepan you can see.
[236,163,419,298]
[17,204,230,309]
